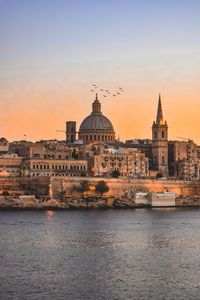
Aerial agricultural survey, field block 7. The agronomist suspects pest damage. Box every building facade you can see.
[168,139,199,180]
[22,158,87,177]
[0,154,22,177]
[86,146,149,178]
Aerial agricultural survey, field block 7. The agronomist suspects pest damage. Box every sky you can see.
[0,0,200,142]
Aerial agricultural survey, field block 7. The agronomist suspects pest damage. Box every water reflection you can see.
[45,210,55,217]
[0,209,200,299]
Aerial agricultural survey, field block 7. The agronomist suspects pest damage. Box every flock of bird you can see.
[90,84,124,98]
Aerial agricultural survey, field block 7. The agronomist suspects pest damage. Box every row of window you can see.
[31,173,82,177]
[32,164,86,171]
[80,134,114,142]
[33,154,70,159]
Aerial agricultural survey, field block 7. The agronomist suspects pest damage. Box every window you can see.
[162,131,165,138]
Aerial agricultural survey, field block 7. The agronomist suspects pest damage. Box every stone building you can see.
[176,159,199,180]
[151,95,168,176]
[0,154,22,177]
[22,158,87,177]
[168,139,199,179]
[10,140,88,177]
[82,144,149,177]
[0,137,9,153]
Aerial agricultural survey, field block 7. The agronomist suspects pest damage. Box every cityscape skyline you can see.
[1,0,200,142]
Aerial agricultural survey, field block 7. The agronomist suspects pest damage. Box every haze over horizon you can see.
[1,0,200,143]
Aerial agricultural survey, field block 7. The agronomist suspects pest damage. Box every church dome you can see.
[79,94,114,133]
[79,112,114,133]
[79,94,115,143]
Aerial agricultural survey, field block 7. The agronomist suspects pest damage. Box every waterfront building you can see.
[22,158,87,177]
[85,145,149,177]
[10,140,88,177]
[168,140,199,180]
[0,153,22,177]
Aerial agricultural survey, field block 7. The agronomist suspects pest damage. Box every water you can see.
[0,208,200,300]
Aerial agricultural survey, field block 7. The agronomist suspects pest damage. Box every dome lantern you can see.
[92,93,101,113]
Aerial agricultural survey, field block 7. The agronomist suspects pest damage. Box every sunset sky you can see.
[1,0,200,143]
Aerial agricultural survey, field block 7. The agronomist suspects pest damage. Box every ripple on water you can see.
[0,208,200,300]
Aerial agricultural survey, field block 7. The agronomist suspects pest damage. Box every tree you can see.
[111,170,120,178]
[73,180,90,199]
[95,181,109,198]
[156,172,163,179]
[2,191,9,196]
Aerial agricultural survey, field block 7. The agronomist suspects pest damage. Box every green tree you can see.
[156,172,163,179]
[95,181,109,198]
[73,180,90,199]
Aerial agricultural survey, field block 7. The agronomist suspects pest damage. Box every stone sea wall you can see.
[51,177,200,199]
[1,176,200,209]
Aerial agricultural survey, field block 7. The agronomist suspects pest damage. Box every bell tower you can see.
[66,121,76,144]
[152,94,168,176]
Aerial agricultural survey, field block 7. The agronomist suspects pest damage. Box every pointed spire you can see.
[92,93,101,113]
[156,94,164,125]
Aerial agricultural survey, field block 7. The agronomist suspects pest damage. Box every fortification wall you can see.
[50,177,200,198]
[1,176,200,199]
[0,177,50,196]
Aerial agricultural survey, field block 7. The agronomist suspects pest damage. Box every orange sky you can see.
[1,78,200,144]
[1,1,200,144]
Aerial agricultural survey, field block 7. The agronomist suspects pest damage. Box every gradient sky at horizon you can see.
[1,0,200,142]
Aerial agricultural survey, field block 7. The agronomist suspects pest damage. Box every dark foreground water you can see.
[0,209,200,300]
